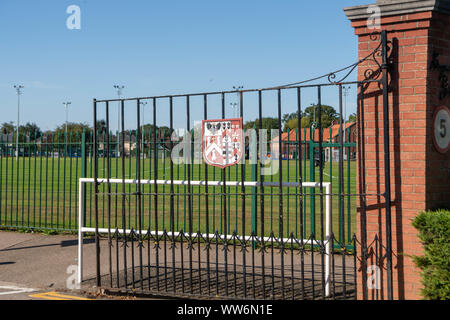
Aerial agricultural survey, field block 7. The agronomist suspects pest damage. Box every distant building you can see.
[272,122,357,161]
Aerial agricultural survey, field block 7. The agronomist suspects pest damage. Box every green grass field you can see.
[0,155,357,244]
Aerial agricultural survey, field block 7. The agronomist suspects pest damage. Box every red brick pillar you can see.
[345,0,450,300]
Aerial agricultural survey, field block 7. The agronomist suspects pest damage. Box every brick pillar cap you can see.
[344,0,450,20]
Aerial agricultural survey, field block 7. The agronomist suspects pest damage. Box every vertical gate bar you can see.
[303,128,307,233]
[221,92,228,297]
[277,88,285,299]
[22,134,26,227]
[131,227,135,289]
[153,98,160,291]
[50,135,55,228]
[93,99,101,287]
[258,90,265,299]
[136,99,144,290]
[185,95,193,294]
[121,99,128,288]
[287,129,290,237]
[63,130,67,228]
[240,90,247,298]
[69,132,73,229]
[338,85,347,299]
[297,87,305,300]
[271,233,274,299]
[381,30,393,300]
[290,233,294,300]
[0,134,3,226]
[4,134,8,227]
[353,235,357,300]
[101,132,105,229]
[33,133,37,228]
[357,83,368,299]
[10,133,14,226]
[347,136,351,244]
[169,97,176,293]
[149,128,152,232]
[57,132,61,227]
[147,225,151,290]
[331,231,336,299]
[295,128,298,238]
[233,231,237,297]
[115,129,119,232]
[44,134,48,228]
[142,126,145,228]
[162,129,166,232]
[317,86,326,299]
[215,229,219,296]
[106,101,113,288]
[81,130,86,229]
[89,136,92,228]
[15,133,18,226]
[203,94,211,296]
[128,130,131,228]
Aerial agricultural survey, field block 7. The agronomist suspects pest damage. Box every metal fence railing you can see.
[0,130,90,231]
[0,127,356,243]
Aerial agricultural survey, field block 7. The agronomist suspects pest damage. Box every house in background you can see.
[274,122,357,161]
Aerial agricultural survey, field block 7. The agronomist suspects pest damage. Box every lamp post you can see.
[114,85,124,157]
[13,85,24,161]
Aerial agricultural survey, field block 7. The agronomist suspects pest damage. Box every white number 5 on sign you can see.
[433,106,450,154]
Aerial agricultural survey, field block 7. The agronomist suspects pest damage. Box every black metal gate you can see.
[86,31,393,300]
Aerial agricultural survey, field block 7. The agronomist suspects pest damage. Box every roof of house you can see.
[278,122,356,142]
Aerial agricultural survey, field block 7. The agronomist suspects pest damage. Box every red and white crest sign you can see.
[202,118,244,168]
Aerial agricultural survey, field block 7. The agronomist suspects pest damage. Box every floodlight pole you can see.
[63,102,72,153]
[233,86,243,118]
[114,85,124,157]
[229,102,238,118]
[14,85,24,162]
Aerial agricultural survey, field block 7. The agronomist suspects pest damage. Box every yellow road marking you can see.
[29,291,92,300]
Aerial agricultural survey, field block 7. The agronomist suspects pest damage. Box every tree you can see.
[1,122,41,142]
[348,113,357,122]
[244,117,280,141]
[244,117,279,131]
[95,120,107,134]
[282,105,338,131]
[282,113,297,126]
[284,117,311,132]
[53,122,92,142]
[19,123,42,140]
[303,104,338,128]
[1,122,15,134]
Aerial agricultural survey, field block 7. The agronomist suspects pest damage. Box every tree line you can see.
[1,104,356,143]
[0,121,174,143]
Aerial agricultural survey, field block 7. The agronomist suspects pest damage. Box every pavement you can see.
[0,229,355,300]
[0,230,100,300]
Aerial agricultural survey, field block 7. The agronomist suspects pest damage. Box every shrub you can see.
[412,209,450,300]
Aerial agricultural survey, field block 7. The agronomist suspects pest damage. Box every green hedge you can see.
[412,209,450,300]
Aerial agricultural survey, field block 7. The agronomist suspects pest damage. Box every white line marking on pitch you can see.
[0,285,36,296]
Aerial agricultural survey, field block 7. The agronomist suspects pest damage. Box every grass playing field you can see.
[0,155,357,244]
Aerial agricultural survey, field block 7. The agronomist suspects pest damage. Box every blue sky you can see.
[0,0,372,132]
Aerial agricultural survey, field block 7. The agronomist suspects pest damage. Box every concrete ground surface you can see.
[0,230,103,300]
[0,230,355,300]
